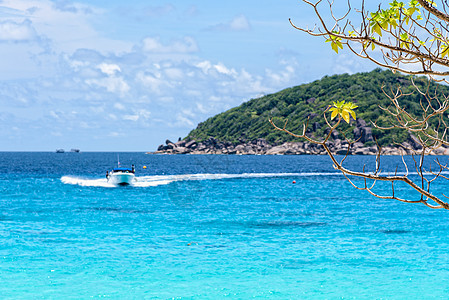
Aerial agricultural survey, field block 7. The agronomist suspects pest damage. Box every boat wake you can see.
[60,172,341,188]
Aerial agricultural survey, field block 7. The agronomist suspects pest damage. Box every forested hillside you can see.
[184,69,448,146]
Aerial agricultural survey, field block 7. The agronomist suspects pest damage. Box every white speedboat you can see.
[107,165,135,186]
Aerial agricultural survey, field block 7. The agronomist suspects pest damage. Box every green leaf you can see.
[372,23,382,36]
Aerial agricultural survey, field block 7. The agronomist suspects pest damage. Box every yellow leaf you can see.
[331,42,339,53]
[342,111,350,123]
[349,109,356,120]
[331,109,339,120]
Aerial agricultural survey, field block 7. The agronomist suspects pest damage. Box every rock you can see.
[157,144,165,151]
[306,97,316,104]
[235,145,245,151]
[284,149,296,155]
[336,147,350,155]
[165,139,173,145]
[173,147,188,154]
[408,134,422,150]
[360,127,373,143]
[166,143,175,150]
[207,137,217,145]
[266,145,287,155]
[306,113,318,120]
[175,140,186,147]
[353,127,361,141]
[331,130,339,140]
[197,143,206,151]
[356,118,367,128]
[432,147,445,155]
[185,140,197,148]
[256,138,268,147]
[401,142,412,150]
[353,142,364,149]
[354,147,369,155]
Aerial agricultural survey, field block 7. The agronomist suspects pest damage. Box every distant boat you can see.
[70,149,80,153]
[56,149,65,153]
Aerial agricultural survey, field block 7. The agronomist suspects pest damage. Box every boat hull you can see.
[108,172,135,186]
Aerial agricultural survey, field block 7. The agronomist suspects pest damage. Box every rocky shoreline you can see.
[150,118,449,155]
[150,136,449,156]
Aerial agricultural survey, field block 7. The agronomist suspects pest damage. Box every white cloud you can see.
[114,103,125,110]
[141,36,198,53]
[0,0,131,53]
[0,19,37,42]
[229,15,251,31]
[0,2,305,150]
[208,14,251,31]
[85,77,130,96]
[143,4,175,18]
[98,63,121,76]
[123,114,139,121]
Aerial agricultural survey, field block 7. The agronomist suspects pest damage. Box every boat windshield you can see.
[112,168,134,173]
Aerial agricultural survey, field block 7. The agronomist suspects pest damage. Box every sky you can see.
[0,0,376,151]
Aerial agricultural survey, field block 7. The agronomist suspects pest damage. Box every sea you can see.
[1,152,449,299]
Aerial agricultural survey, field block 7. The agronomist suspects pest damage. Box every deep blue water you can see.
[1,152,449,298]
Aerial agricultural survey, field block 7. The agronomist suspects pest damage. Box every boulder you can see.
[207,137,217,145]
[360,127,373,143]
[354,147,369,155]
[306,97,316,105]
[175,140,186,147]
[356,118,367,128]
[284,149,296,155]
[331,130,339,140]
[353,127,361,141]
[266,145,287,155]
[408,134,422,150]
[197,143,207,151]
[185,140,197,148]
[353,142,364,149]
[336,147,350,155]
[256,138,269,147]
[173,147,188,154]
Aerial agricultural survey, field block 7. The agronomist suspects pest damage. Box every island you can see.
[152,69,449,155]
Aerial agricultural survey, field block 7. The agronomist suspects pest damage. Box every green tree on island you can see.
[271,0,449,209]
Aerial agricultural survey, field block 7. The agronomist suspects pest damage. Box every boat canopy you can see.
[113,168,134,173]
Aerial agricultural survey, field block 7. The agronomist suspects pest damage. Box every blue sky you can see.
[0,0,375,151]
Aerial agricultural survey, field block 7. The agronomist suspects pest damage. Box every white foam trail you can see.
[62,171,445,188]
[61,176,116,188]
[61,172,341,188]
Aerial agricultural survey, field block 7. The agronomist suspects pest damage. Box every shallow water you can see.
[1,152,449,298]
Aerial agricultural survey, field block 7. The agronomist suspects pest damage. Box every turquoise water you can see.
[1,153,449,298]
